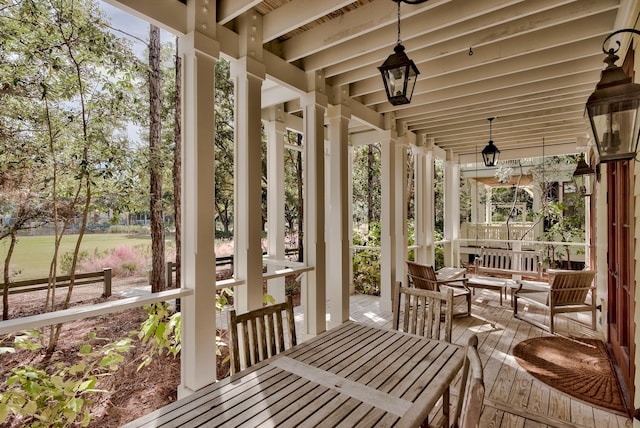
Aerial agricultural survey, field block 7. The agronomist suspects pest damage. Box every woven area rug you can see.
[513,336,627,413]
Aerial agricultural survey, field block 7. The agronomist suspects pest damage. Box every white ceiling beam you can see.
[280,0,455,61]
[404,93,590,129]
[262,0,355,43]
[103,0,187,35]
[342,14,614,91]
[369,59,602,112]
[392,81,595,121]
[421,109,584,139]
[217,0,263,25]
[304,0,618,73]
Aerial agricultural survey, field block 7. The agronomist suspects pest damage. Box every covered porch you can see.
[4,0,639,424]
[105,0,640,420]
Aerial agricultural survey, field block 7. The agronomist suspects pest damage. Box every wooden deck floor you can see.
[318,288,632,428]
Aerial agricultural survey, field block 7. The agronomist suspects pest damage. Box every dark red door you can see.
[606,160,634,409]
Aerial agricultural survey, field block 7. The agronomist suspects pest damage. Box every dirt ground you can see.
[0,276,231,427]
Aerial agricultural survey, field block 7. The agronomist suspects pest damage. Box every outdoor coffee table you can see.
[467,276,513,305]
[436,267,466,281]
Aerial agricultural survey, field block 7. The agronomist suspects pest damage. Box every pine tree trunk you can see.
[149,25,165,293]
[173,37,182,289]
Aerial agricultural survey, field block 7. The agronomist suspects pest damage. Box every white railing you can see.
[461,222,537,242]
[0,262,314,337]
[0,288,193,336]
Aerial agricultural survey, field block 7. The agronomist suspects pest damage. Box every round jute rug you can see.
[513,336,627,413]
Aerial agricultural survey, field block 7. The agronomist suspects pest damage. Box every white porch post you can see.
[394,139,408,288]
[485,187,493,225]
[380,130,396,312]
[413,146,428,264]
[301,87,327,336]
[326,104,351,326]
[348,145,354,294]
[264,107,286,301]
[231,11,265,312]
[443,158,461,267]
[178,30,219,395]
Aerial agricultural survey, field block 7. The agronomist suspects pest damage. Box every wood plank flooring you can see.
[316,288,634,428]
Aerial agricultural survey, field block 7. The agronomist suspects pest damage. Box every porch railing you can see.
[460,222,537,242]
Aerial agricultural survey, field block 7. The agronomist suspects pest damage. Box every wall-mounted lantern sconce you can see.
[586,29,640,163]
[482,117,500,166]
[379,0,429,105]
[573,153,596,196]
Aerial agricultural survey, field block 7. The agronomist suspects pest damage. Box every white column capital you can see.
[301,91,328,109]
[178,30,219,59]
[327,103,351,120]
[230,56,265,81]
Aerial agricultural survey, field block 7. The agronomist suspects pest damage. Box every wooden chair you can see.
[406,261,472,317]
[392,281,454,342]
[227,295,297,375]
[452,335,485,428]
[513,270,597,334]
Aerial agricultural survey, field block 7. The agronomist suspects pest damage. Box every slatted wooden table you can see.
[436,267,466,281]
[124,321,465,428]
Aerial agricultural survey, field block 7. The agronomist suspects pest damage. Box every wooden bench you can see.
[3,268,113,297]
[474,248,543,279]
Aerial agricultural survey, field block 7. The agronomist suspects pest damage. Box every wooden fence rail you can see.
[2,268,113,297]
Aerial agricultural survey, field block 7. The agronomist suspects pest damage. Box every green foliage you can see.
[108,225,150,234]
[136,289,233,370]
[352,222,381,295]
[60,250,89,275]
[135,302,181,370]
[0,331,132,427]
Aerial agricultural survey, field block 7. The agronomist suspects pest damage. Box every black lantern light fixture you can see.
[586,29,640,163]
[378,0,429,105]
[482,117,500,167]
[573,153,596,196]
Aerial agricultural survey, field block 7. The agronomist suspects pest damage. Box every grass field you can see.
[0,234,160,281]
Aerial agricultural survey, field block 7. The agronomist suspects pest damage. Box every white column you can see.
[485,187,493,225]
[301,89,327,336]
[178,30,219,395]
[348,145,355,294]
[425,150,435,265]
[470,179,479,224]
[414,146,428,264]
[394,141,408,289]
[443,159,461,267]
[231,34,265,312]
[326,104,351,326]
[380,131,396,312]
[264,107,286,301]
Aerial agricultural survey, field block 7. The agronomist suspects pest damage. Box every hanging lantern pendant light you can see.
[586,28,640,163]
[379,1,421,106]
[482,117,500,167]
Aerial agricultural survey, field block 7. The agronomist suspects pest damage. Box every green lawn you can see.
[0,234,156,281]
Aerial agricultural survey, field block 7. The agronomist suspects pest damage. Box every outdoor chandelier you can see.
[573,153,596,196]
[482,117,500,167]
[378,0,429,105]
[586,28,640,163]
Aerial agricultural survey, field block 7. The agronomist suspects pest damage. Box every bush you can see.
[352,222,381,296]
[0,330,132,428]
[79,245,150,277]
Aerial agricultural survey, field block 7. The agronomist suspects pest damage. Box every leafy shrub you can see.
[60,250,90,275]
[0,330,132,428]
[352,222,381,296]
[135,302,181,370]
